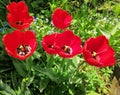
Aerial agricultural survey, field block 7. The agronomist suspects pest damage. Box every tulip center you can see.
[17,45,31,56]
[62,45,72,54]
[48,44,54,48]
[16,21,23,25]
[92,51,97,59]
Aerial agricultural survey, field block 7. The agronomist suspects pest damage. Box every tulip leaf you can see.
[18,77,34,95]
[12,59,28,77]
[99,29,111,39]
[0,80,16,95]
[40,79,49,92]
[110,21,120,36]
[34,67,59,82]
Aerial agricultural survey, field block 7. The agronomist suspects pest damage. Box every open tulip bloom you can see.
[2,30,37,60]
[55,30,82,58]
[83,36,116,67]
[42,30,82,58]
[52,8,72,30]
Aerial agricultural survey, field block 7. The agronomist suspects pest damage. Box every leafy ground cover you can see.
[0,0,120,95]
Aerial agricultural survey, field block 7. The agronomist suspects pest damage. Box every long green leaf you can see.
[35,67,59,82]
[0,80,16,95]
[12,59,28,77]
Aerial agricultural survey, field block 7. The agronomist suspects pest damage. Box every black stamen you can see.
[17,45,31,56]
[48,44,54,48]
[16,21,23,25]
[62,46,72,54]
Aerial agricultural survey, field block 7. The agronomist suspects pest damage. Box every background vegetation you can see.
[0,0,120,95]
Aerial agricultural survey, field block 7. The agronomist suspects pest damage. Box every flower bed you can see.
[0,0,120,95]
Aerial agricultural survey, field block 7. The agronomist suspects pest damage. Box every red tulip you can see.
[83,36,116,67]
[52,8,72,29]
[2,30,37,60]
[55,30,82,58]
[6,1,28,14]
[42,33,58,55]
[7,12,33,30]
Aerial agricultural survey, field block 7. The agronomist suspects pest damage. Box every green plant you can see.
[0,0,119,95]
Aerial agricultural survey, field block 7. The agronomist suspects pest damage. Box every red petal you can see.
[55,30,74,47]
[84,36,108,52]
[6,1,28,14]
[98,46,116,67]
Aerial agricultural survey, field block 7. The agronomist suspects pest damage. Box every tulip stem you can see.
[60,58,66,73]
[25,56,33,75]
[46,54,54,67]
[78,60,87,72]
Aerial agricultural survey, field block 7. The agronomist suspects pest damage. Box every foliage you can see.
[0,0,120,95]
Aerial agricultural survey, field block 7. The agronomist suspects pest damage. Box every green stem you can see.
[25,56,33,75]
[46,54,54,68]
[60,58,66,73]
[77,60,87,72]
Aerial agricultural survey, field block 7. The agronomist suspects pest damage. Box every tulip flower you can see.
[83,36,116,67]
[2,30,37,60]
[52,8,72,29]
